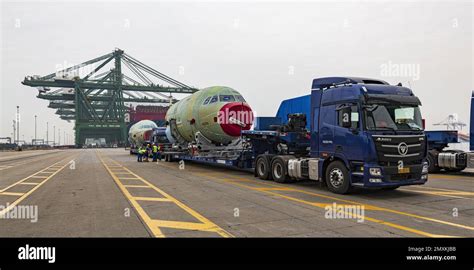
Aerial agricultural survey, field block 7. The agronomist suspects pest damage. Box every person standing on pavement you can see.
[152,143,158,162]
[137,145,145,162]
[144,143,151,162]
[157,144,163,161]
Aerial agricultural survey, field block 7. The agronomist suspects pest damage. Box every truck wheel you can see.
[325,161,352,194]
[271,156,290,183]
[255,155,272,180]
[427,153,440,173]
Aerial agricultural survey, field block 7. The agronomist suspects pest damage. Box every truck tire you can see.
[255,155,272,180]
[271,156,292,183]
[427,152,440,173]
[325,161,352,194]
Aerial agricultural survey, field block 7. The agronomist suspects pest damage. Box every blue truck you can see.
[163,77,430,194]
[424,91,474,173]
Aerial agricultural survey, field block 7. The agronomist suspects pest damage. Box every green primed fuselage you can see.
[165,86,250,144]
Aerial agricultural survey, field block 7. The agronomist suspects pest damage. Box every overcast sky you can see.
[1,0,472,143]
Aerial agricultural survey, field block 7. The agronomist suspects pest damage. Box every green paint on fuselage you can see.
[166,86,248,144]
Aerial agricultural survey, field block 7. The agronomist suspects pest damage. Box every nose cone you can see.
[218,102,253,137]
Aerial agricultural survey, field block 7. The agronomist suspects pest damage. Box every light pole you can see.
[16,106,20,144]
[34,115,37,145]
[12,120,16,144]
[53,125,55,146]
[46,122,49,146]
[58,128,61,146]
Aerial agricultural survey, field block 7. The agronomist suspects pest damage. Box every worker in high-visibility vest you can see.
[144,143,151,162]
[137,145,146,162]
[152,143,158,162]
[157,144,163,161]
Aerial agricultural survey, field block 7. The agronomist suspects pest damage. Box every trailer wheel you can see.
[255,155,272,180]
[325,161,352,194]
[427,152,440,173]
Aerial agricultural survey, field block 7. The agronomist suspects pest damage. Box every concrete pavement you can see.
[0,148,472,237]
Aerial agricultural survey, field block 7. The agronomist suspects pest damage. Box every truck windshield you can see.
[364,104,423,131]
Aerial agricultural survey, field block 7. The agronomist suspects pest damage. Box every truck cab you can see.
[310,77,428,193]
[249,77,429,194]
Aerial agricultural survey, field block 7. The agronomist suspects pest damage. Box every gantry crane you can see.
[22,48,198,147]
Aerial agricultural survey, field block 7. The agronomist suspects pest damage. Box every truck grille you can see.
[372,134,426,163]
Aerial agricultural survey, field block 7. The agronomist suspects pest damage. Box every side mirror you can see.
[341,107,352,128]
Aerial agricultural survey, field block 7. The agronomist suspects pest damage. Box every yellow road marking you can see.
[253,188,454,237]
[97,151,232,238]
[152,159,472,237]
[156,161,474,237]
[133,197,171,202]
[429,174,473,181]
[0,158,71,192]
[155,162,459,237]
[205,172,466,237]
[252,187,294,191]
[18,182,39,186]
[411,185,474,193]
[0,160,36,171]
[190,168,474,229]
[0,192,25,196]
[151,220,226,232]
[399,188,474,199]
[244,177,474,231]
[0,156,76,218]
[123,185,152,188]
[102,164,164,237]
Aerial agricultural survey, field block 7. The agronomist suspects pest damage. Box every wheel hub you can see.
[329,168,344,187]
[273,163,283,178]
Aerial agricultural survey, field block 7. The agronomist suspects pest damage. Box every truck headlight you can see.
[422,163,429,174]
[369,167,382,176]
